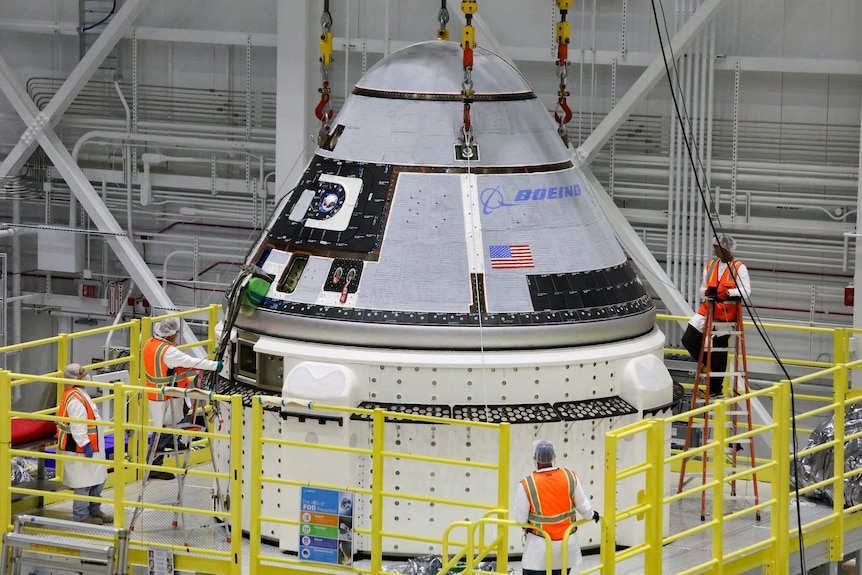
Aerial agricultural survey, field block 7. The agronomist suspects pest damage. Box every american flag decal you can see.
[489,244,534,269]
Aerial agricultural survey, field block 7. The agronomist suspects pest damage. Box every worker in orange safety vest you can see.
[681,233,751,396]
[143,317,222,479]
[512,440,599,575]
[57,363,112,524]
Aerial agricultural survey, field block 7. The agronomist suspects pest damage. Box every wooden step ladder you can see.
[676,298,761,521]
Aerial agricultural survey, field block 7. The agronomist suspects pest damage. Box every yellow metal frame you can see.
[597,325,862,575]
[2,308,862,574]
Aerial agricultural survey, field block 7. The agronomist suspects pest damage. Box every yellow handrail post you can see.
[56,332,70,482]
[248,398,264,575]
[496,422,511,574]
[830,363,847,562]
[0,370,12,531]
[645,420,664,572]
[712,402,727,575]
[773,381,791,574]
[601,432,617,575]
[370,408,385,575]
[57,332,69,373]
[112,381,126,530]
[229,395,244,575]
[207,304,219,356]
[126,318,141,478]
[132,316,152,480]
[834,327,847,368]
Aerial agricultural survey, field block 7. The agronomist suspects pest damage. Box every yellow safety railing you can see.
[440,514,600,575]
[597,353,862,575]
[0,305,240,575]
[4,307,862,575]
[659,312,842,371]
[246,398,512,575]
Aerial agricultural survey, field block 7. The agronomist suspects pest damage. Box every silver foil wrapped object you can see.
[790,402,862,507]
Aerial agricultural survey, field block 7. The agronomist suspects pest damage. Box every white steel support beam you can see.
[575,0,726,167]
[581,165,693,320]
[852,100,862,388]
[0,0,151,179]
[0,54,203,355]
[275,0,313,200]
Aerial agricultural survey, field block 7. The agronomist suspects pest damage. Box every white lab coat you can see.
[512,467,595,571]
[148,339,219,428]
[62,387,108,490]
[688,260,751,333]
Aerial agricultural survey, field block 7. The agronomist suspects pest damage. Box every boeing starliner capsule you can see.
[212,40,673,555]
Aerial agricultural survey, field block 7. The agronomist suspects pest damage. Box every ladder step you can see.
[699,371,745,378]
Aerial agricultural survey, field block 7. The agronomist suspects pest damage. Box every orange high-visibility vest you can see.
[57,387,98,453]
[521,468,579,540]
[697,259,743,321]
[143,336,193,401]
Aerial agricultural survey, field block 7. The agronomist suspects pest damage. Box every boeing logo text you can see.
[515,185,581,201]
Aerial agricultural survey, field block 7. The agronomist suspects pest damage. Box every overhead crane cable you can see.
[649,2,808,568]
[437,0,450,40]
[554,0,573,145]
[460,0,477,157]
[449,1,488,423]
[315,0,335,140]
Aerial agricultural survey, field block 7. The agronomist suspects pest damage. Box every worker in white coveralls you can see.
[513,440,599,575]
[142,317,221,480]
[56,363,112,524]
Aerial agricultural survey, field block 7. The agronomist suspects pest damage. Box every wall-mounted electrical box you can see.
[37,230,84,273]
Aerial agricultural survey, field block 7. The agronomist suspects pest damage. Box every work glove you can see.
[83,444,94,458]
[216,360,223,373]
[592,511,600,523]
[705,286,718,300]
[717,289,730,302]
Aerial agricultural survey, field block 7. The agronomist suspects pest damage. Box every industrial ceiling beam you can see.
[0,53,203,355]
[575,0,727,167]
[0,0,150,180]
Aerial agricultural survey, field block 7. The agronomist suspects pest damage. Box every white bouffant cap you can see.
[712,233,737,252]
[63,363,87,380]
[155,317,180,337]
[533,440,556,464]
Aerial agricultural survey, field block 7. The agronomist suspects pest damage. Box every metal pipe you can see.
[104,280,134,365]
[161,250,247,289]
[665,36,677,287]
[344,0,351,103]
[114,81,133,239]
[684,6,698,306]
[671,7,685,298]
[59,116,276,139]
[11,195,21,403]
[71,130,275,164]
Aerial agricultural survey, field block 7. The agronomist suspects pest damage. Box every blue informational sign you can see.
[299,486,354,567]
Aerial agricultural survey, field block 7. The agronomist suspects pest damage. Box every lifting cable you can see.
[553,0,573,146]
[648,1,807,570]
[437,0,450,40]
[314,0,335,143]
[459,0,477,158]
